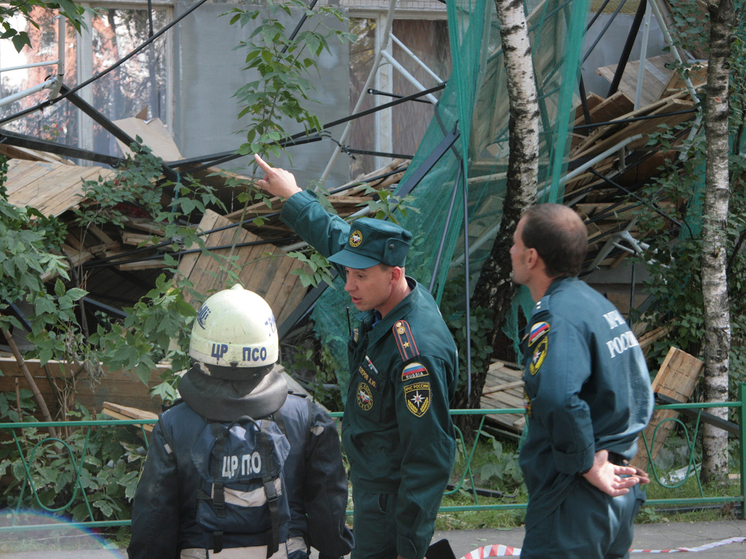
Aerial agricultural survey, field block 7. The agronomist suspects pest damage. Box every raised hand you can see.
[253,154,302,199]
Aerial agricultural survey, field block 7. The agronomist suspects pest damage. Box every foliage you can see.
[0,0,358,415]
[281,344,343,411]
[72,142,165,231]
[2,145,225,405]
[89,275,198,391]
[0,401,147,522]
[472,430,523,492]
[288,250,336,289]
[0,0,87,52]
[355,185,418,223]
[0,155,76,335]
[224,0,355,160]
[70,148,225,398]
[441,276,494,393]
[630,4,746,387]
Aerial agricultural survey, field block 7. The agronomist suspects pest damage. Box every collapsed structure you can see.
[0,1,714,434]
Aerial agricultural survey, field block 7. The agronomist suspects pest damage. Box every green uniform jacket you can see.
[281,191,458,559]
[519,277,654,532]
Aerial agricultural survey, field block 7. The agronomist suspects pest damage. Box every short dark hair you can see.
[521,204,588,278]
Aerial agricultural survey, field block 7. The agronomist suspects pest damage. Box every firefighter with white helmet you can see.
[129,284,354,559]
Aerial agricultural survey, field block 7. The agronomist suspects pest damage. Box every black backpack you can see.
[191,415,291,556]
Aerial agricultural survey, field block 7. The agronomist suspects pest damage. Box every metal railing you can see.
[0,383,744,534]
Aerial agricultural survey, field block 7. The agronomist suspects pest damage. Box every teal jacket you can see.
[519,277,654,531]
[281,191,458,559]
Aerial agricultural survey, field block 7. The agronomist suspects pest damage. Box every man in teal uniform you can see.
[510,203,653,559]
[253,154,458,559]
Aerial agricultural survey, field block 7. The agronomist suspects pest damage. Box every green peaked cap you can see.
[328,218,412,269]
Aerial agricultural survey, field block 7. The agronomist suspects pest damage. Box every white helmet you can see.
[188,284,279,369]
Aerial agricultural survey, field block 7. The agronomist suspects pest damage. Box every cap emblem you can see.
[350,230,363,248]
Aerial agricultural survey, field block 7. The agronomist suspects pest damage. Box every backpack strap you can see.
[270,409,287,436]
[209,422,228,519]
[213,530,224,554]
[259,420,280,558]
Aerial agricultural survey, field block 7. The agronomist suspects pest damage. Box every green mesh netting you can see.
[311,0,591,395]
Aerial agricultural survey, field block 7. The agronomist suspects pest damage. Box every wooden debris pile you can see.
[567,52,706,271]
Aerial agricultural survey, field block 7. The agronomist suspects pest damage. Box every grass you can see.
[434,433,744,531]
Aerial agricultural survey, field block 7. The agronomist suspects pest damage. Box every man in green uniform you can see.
[253,154,458,559]
[510,203,653,559]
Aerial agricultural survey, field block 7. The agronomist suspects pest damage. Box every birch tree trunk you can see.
[452,0,539,414]
[700,0,734,484]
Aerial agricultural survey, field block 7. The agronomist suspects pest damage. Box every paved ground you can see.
[433,519,746,557]
[1,520,746,557]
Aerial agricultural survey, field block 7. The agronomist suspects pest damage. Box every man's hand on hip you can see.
[582,449,644,497]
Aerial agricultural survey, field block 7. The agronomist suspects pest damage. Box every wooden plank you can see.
[478,358,526,434]
[263,257,307,325]
[574,92,606,120]
[267,254,306,322]
[596,53,677,106]
[117,259,167,271]
[482,380,524,396]
[262,252,299,309]
[233,231,274,289]
[638,324,672,351]
[176,210,310,323]
[573,98,695,161]
[0,144,71,164]
[113,117,183,162]
[87,224,117,246]
[122,232,160,246]
[32,166,105,216]
[175,210,221,301]
[124,217,169,236]
[571,90,689,159]
[101,402,158,433]
[573,91,635,128]
[486,390,526,408]
[14,164,98,217]
[252,249,285,300]
[5,162,59,200]
[192,218,246,296]
[631,347,704,470]
[240,245,279,298]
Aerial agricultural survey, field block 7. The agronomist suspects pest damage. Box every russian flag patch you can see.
[528,321,550,346]
[402,362,429,381]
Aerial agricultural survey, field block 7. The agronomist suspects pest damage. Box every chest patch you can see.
[404,382,430,417]
[529,336,548,376]
[357,382,373,411]
[528,321,550,346]
[402,362,428,381]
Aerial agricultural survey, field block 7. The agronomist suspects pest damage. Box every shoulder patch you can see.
[529,336,548,375]
[528,321,550,346]
[404,382,430,417]
[402,362,428,381]
[393,320,419,361]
